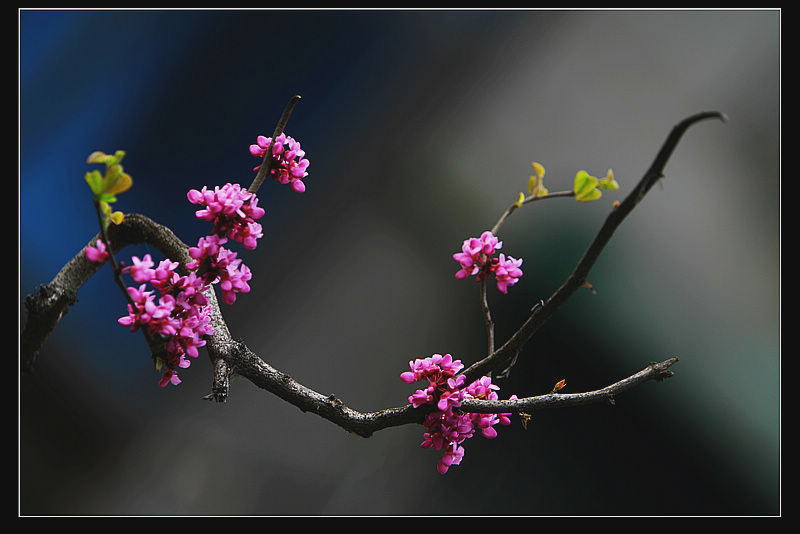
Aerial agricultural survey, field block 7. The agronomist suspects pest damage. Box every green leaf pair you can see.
[573,169,619,202]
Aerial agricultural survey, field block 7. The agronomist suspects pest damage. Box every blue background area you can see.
[20,10,780,515]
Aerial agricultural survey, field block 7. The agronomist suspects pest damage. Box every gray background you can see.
[20,9,780,515]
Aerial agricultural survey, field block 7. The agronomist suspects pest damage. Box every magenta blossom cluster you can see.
[186,234,252,306]
[452,231,524,294]
[114,254,215,387]
[85,182,266,387]
[249,133,310,193]
[185,182,266,305]
[401,354,516,474]
[187,183,265,250]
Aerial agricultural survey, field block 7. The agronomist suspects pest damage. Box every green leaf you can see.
[84,170,103,195]
[597,168,619,190]
[578,188,602,202]
[104,170,132,196]
[109,150,126,165]
[573,170,602,202]
[597,180,618,190]
[109,211,125,225]
[86,151,110,164]
[532,161,545,180]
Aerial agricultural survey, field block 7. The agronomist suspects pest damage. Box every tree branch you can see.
[19,209,682,437]
[459,357,678,413]
[21,110,723,439]
[21,212,191,374]
[462,111,727,383]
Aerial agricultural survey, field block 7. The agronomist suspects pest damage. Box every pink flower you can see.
[400,354,464,385]
[85,239,109,263]
[118,179,265,389]
[187,236,252,305]
[463,375,500,399]
[229,220,263,251]
[452,231,524,293]
[218,259,252,305]
[187,183,266,250]
[452,231,502,280]
[437,444,465,475]
[250,133,310,193]
[159,368,181,388]
[409,386,436,408]
[186,234,226,272]
[493,253,523,294]
[117,286,179,337]
[401,354,516,473]
[123,254,156,283]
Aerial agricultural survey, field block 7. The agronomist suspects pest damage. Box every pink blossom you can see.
[437,444,465,475]
[123,254,156,283]
[250,133,310,193]
[187,183,265,249]
[117,286,179,337]
[400,354,464,385]
[493,253,523,294]
[118,179,264,389]
[186,234,227,272]
[229,220,263,251]
[218,259,252,305]
[85,239,109,263]
[401,354,516,474]
[409,386,435,408]
[159,368,182,387]
[187,236,252,305]
[452,231,524,293]
[452,231,502,280]
[463,375,500,399]
[117,252,217,388]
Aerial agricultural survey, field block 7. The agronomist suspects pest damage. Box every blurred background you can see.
[19,9,780,516]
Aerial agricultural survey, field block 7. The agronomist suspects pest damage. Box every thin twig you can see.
[459,357,679,413]
[479,277,494,355]
[491,190,575,236]
[92,201,168,361]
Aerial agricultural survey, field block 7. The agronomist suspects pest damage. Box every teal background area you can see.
[20,10,780,515]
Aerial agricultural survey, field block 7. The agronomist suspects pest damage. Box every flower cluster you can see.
[115,255,215,387]
[452,231,523,294]
[249,133,310,193]
[186,234,252,305]
[185,182,265,305]
[401,354,515,474]
[85,181,266,387]
[187,183,265,250]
